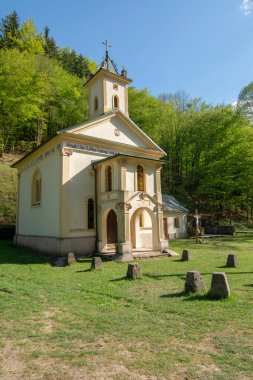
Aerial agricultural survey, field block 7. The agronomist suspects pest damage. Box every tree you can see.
[0,11,20,49]
[43,26,58,58]
[12,18,44,54]
[238,82,253,121]
[159,90,190,112]
[0,49,88,153]
[58,47,97,79]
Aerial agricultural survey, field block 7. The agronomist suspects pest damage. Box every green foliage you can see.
[13,18,44,54]
[0,49,88,151]
[238,81,253,121]
[129,88,253,217]
[43,26,58,58]
[0,164,16,223]
[57,47,98,78]
[0,11,20,49]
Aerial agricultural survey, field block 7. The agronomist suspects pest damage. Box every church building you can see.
[13,44,168,259]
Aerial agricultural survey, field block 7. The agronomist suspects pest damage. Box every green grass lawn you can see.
[0,237,253,379]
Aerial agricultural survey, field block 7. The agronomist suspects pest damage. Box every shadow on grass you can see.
[160,290,230,301]
[75,269,92,273]
[110,276,127,282]
[0,240,48,265]
[160,291,186,299]
[144,273,186,280]
[76,258,93,263]
[244,284,253,287]
[220,271,253,275]
[184,293,211,301]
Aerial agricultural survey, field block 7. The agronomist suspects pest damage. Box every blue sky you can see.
[1,0,253,105]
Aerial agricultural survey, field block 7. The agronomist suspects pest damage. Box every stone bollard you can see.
[185,271,206,293]
[126,263,142,279]
[67,252,76,265]
[53,256,67,267]
[90,257,103,270]
[210,272,230,299]
[226,254,238,268]
[182,249,192,261]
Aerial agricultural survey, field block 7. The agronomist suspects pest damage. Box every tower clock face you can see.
[114,128,120,136]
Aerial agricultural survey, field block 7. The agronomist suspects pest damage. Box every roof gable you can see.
[59,112,165,153]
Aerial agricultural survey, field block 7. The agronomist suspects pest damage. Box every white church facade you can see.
[13,47,169,259]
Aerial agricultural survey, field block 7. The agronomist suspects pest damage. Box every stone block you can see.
[126,263,142,279]
[210,272,230,299]
[182,249,192,261]
[91,256,103,270]
[67,252,76,265]
[226,254,238,268]
[52,257,67,267]
[185,271,206,293]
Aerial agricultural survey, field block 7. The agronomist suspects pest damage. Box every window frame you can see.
[87,198,95,229]
[105,165,112,192]
[174,217,180,229]
[113,94,119,109]
[94,96,98,111]
[31,168,42,207]
[137,165,145,192]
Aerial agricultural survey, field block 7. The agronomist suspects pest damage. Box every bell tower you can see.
[85,41,132,120]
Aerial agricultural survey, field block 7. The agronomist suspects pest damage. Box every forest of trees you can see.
[1,11,253,223]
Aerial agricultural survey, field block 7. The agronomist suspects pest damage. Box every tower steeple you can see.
[85,42,132,120]
[101,40,118,74]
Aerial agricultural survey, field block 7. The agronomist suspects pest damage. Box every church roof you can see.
[162,195,189,213]
[57,110,166,154]
[100,54,118,74]
[92,153,164,168]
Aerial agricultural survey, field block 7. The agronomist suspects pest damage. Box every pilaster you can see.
[59,148,72,236]
[116,201,132,254]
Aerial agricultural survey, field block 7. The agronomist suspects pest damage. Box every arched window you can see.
[137,165,144,191]
[105,166,112,192]
[32,169,41,206]
[113,95,119,109]
[88,198,94,229]
[94,96,98,111]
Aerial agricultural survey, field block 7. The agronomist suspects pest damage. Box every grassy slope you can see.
[0,161,17,224]
[0,237,253,379]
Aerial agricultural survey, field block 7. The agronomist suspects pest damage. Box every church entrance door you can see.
[107,209,118,244]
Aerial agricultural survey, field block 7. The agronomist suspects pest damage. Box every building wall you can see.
[18,151,61,237]
[164,212,188,239]
[79,118,146,147]
[105,77,127,114]
[67,150,105,235]
[126,165,135,191]
[125,162,155,193]
[89,77,104,119]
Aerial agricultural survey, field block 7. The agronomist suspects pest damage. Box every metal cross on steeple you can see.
[103,40,111,58]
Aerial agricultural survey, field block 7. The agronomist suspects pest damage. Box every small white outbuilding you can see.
[162,195,188,239]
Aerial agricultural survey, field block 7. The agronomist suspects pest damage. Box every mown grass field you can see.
[0,236,253,379]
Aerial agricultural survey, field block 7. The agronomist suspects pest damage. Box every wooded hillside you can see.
[1,11,253,225]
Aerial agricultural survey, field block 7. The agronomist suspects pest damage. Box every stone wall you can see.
[203,225,235,235]
[187,225,235,236]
